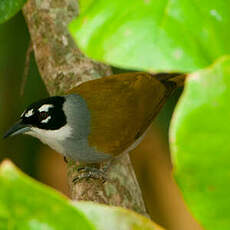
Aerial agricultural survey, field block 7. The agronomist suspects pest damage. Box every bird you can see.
[4,72,184,179]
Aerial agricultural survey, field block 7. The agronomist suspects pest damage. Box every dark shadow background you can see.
[0,13,202,230]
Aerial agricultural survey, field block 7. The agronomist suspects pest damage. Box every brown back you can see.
[68,72,176,155]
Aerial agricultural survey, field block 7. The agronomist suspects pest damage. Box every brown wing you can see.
[68,72,174,155]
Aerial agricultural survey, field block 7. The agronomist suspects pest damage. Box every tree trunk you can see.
[23,0,148,216]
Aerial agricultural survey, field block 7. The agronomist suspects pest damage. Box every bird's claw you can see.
[72,166,107,184]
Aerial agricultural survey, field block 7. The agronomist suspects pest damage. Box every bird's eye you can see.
[40,111,48,120]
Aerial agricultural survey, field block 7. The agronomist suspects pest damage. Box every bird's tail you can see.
[152,72,186,88]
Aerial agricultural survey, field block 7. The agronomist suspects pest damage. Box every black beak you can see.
[3,120,31,139]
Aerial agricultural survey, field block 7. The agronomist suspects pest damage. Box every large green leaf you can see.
[69,0,230,72]
[170,56,230,229]
[79,0,94,14]
[0,0,27,24]
[0,160,162,230]
[0,160,94,230]
[75,202,164,230]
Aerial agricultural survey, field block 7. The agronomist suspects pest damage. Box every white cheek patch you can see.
[38,104,54,113]
[25,109,34,118]
[26,124,72,154]
[20,111,25,118]
[29,124,72,141]
[41,116,51,124]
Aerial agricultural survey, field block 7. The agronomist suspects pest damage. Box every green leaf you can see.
[0,160,94,230]
[0,160,163,230]
[79,0,95,14]
[0,0,27,24]
[170,56,230,229]
[75,202,164,230]
[69,0,230,72]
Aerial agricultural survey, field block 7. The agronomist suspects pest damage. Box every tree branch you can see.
[23,0,148,216]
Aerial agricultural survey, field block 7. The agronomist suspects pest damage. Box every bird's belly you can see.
[64,138,111,163]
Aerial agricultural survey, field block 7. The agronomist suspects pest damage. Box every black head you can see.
[4,96,67,138]
[21,96,66,130]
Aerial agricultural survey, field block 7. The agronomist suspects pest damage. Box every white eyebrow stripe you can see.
[38,104,54,112]
[25,109,34,117]
[20,111,25,117]
[41,116,51,123]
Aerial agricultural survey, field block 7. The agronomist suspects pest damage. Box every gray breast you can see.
[62,94,111,163]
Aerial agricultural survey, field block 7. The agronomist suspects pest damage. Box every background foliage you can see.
[70,0,230,72]
[170,57,230,230]
[0,0,26,23]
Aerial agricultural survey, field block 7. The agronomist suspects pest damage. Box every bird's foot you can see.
[72,165,107,184]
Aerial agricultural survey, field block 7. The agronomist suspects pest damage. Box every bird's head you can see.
[3,96,67,139]
[3,94,93,162]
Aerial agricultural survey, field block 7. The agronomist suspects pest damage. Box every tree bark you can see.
[23,0,148,216]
